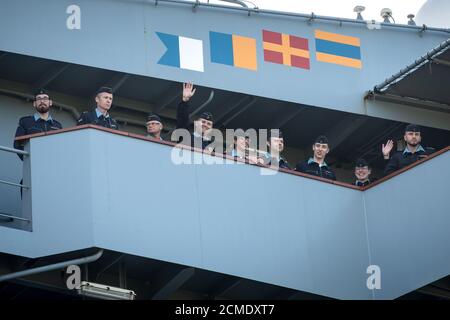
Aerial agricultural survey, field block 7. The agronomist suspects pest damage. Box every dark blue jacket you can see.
[295,158,336,181]
[384,146,434,176]
[14,114,62,160]
[77,110,118,129]
[175,101,213,150]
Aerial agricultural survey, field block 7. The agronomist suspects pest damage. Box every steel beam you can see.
[32,63,70,90]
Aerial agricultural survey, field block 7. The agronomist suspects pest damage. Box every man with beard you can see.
[14,89,63,159]
[295,135,336,181]
[77,86,118,129]
[384,124,434,176]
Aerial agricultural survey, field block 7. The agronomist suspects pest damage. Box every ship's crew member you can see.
[14,88,63,160]
[230,131,249,160]
[146,113,164,140]
[295,135,336,181]
[174,83,215,151]
[384,124,434,176]
[354,158,372,187]
[229,131,263,164]
[77,86,118,129]
[262,130,291,170]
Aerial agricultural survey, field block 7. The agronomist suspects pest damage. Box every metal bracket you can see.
[247,6,258,17]
[307,12,316,25]
[364,90,375,100]
[192,0,200,12]
[419,24,427,37]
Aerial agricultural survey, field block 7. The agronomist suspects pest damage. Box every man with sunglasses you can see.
[14,88,63,159]
[146,113,164,140]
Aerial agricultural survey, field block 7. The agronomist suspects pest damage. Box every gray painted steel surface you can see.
[1,0,450,129]
[1,128,448,299]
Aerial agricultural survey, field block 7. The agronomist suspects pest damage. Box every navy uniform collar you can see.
[33,112,53,122]
[95,108,110,118]
[403,145,425,154]
[193,131,211,141]
[355,179,370,186]
[265,151,287,163]
[307,157,328,167]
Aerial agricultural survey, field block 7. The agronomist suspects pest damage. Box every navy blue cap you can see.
[198,111,213,122]
[234,130,247,139]
[96,86,113,95]
[355,158,369,168]
[405,124,421,133]
[268,130,284,140]
[34,88,49,97]
[314,135,329,145]
[147,113,162,123]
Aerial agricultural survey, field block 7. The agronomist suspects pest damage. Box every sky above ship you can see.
[208,0,427,25]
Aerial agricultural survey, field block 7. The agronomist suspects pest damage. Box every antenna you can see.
[407,14,416,26]
[380,8,394,23]
[353,6,365,21]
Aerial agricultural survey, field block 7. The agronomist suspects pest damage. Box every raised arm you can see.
[176,83,196,129]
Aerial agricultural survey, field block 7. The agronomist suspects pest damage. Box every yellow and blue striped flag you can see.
[315,30,362,69]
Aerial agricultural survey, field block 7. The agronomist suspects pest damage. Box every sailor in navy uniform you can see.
[354,158,372,187]
[384,124,434,176]
[77,86,118,129]
[14,88,62,160]
[146,113,164,140]
[295,135,336,181]
[262,130,291,170]
[175,83,215,151]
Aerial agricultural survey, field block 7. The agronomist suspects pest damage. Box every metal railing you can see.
[0,145,29,156]
[0,250,104,282]
[150,0,450,34]
[0,212,29,222]
[0,179,29,189]
[0,144,31,224]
